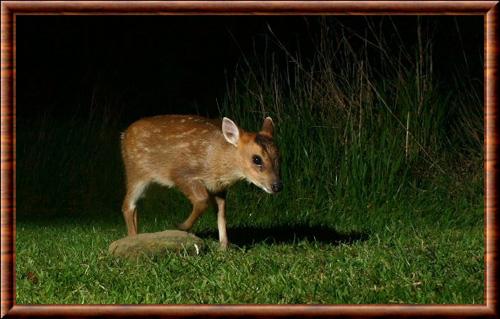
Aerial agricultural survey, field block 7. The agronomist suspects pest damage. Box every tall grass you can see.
[16,86,125,217]
[220,18,482,212]
[16,18,482,219]
[15,18,484,304]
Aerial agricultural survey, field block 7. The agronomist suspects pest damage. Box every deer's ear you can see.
[222,117,240,146]
[260,117,274,137]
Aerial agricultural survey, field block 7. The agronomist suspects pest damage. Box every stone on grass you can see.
[109,230,204,259]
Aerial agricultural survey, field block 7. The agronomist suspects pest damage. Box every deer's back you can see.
[121,115,227,186]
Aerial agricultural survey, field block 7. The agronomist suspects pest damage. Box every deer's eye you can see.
[252,155,263,166]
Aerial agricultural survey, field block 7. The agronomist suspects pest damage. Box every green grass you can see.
[16,19,484,304]
[16,189,484,304]
[16,180,484,304]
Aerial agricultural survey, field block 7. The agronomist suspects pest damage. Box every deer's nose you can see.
[271,181,283,193]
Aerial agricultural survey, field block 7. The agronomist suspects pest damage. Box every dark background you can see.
[14,16,485,304]
[16,16,483,217]
[17,16,483,125]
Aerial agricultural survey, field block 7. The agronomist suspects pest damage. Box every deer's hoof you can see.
[177,223,191,231]
[219,241,230,251]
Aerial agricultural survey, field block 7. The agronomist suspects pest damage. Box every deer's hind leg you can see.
[176,180,210,231]
[122,179,149,236]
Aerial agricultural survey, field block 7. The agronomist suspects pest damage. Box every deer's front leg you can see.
[215,192,229,250]
[176,180,210,231]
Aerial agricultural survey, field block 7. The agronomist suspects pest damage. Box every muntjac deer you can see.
[120,115,282,249]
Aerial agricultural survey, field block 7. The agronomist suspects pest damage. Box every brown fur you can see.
[255,133,280,174]
[120,114,281,249]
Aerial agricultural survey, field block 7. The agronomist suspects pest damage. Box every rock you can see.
[109,230,204,259]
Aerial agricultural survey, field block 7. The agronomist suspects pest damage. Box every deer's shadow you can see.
[197,225,368,248]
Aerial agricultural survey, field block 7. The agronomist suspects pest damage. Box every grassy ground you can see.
[17,189,484,305]
[15,20,484,304]
[16,184,483,304]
